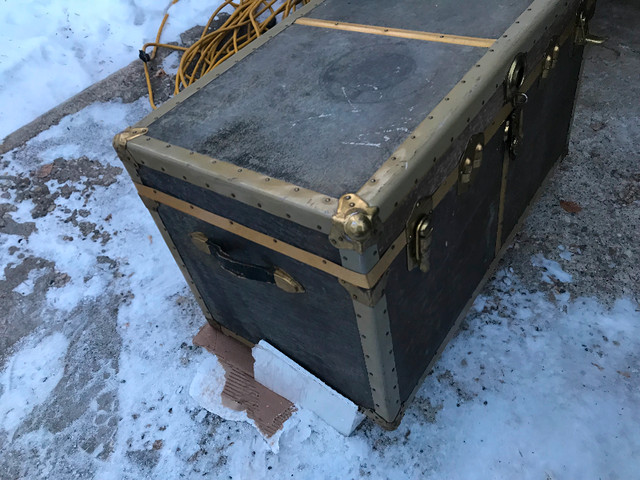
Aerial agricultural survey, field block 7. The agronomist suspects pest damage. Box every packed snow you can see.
[0,333,68,436]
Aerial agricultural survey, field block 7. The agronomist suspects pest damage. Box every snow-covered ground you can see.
[1,0,639,478]
[0,0,220,140]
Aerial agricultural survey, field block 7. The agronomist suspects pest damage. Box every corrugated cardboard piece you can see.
[192,324,295,437]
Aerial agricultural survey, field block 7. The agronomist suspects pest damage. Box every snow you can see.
[531,253,573,284]
[253,340,365,437]
[1,96,638,477]
[12,267,45,296]
[0,333,69,436]
[0,0,222,140]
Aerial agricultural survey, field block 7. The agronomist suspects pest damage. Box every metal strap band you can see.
[136,183,404,289]
[295,18,496,48]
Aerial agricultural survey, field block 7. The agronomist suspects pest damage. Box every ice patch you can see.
[531,253,573,283]
[0,332,69,435]
[558,244,573,261]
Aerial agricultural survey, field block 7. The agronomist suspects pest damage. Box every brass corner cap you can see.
[329,193,379,253]
[112,126,149,153]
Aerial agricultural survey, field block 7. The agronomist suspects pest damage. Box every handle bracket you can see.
[190,232,305,293]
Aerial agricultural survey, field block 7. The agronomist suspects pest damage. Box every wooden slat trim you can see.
[136,183,403,289]
[295,17,495,48]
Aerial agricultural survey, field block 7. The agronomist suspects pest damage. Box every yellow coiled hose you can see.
[140,0,310,109]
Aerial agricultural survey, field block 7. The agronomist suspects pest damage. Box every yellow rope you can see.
[141,0,309,109]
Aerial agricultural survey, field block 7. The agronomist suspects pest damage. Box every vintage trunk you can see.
[113,0,600,428]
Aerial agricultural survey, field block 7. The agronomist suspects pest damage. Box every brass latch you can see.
[414,216,433,273]
[406,197,433,272]
[458,133,484,194]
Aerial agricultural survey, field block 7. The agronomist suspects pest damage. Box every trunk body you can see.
[114,0,595,428]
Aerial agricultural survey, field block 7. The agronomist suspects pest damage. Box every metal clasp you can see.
[414,216,433,273]
[406,197,433,272]
[458,133,485,194]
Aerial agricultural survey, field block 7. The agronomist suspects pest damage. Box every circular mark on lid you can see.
[321,45,417,104]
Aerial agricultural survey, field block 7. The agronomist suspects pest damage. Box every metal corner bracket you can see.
[112,126,149,158]
[330,193,380,253]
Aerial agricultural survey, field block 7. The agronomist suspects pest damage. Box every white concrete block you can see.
[252,341,365,436]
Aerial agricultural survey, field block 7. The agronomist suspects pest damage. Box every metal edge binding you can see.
[136,183,397,290]
[126,136,337,234]
[339,270,389,307]
[352,296,401,423]
[142,199,222,330]
[134,0,325,129]
[355,0,583,221]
